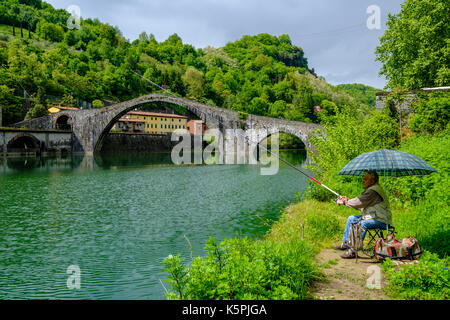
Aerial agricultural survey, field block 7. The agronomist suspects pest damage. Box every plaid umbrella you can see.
[339,150,437,176]
[339,149,437,237]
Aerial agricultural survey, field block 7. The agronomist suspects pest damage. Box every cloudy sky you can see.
[46,0,404,89]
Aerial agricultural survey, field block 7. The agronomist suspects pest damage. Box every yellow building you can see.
[48,106,79,114]
[127,111,188,134]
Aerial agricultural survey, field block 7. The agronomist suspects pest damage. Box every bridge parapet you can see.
[11,94,323,154]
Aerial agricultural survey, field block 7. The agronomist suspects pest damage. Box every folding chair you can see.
[362,225,396,258]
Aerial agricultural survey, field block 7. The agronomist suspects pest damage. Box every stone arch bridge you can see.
[12,94,323,154]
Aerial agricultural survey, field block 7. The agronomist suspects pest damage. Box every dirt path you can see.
[310,249,390,300]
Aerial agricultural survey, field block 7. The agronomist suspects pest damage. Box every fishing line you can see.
[132,69,341,197]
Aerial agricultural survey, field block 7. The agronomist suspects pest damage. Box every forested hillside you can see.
[0,0,375,125]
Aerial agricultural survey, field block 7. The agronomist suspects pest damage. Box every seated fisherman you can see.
[334,171,392,259]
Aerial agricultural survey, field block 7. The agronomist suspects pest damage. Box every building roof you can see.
[421,86,450,91]
[128,110,187,119]
[54,106,79,110]
[48,106,80,114]
[376,86,450,96]
[118,118,145,123]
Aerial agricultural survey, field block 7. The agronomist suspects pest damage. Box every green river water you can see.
[0,150,308,299]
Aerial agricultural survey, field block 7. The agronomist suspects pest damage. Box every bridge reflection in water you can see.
[0,149,308,176]
[0,149,308,299]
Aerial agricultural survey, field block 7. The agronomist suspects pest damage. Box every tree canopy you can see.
[0,0,369,125]
[375,0,450,89]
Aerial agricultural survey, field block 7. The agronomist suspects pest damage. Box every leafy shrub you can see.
[409,93,450,134]
[306,109,399,201]
[238,111,248,121]
[388,132,449,206]
[24,103,48,120]
[0,85,23,125]
[382,251,450,300]
[163,237,321,300]
[92,99,104,108]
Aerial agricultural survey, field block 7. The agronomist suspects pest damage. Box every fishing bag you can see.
[348,222,364,251]
[374,234,423,261]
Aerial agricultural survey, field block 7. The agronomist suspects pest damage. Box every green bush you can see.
[409,93,450,134]
[306,109,399,201]
[388,132,449,206]
[393,191,450,257]
[163,237,321,300]
[382,251,450,300]
[24,103,48,120]
[238,111,248,121]
[92,99,104,108]
[0,85,23,124]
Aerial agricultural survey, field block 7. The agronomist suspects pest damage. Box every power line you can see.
[296,23,367,38]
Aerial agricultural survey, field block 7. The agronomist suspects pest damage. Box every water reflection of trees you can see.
[1,150,308,175]
[2,155,84,174]
[95,152,175,169]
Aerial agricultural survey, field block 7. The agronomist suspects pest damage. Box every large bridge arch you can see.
[67,94,240,154]
[93,95,240,153]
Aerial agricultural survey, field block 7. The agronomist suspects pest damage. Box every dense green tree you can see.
[409,93,450,134]
[25,103,47,119]
[268,100,286,118]
[59,93,76,108]
[0,1,362,124]
[375,0,450,89]
[0,84,22,125]
[182,67,205,99]
[336,83,379,107]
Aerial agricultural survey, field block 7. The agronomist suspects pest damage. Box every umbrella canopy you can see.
[339,149,437,239]
[339,149,437,177]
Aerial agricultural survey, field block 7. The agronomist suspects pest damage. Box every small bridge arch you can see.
[54,113,73,131]
[7,133,42,154]
[255,127,308,150]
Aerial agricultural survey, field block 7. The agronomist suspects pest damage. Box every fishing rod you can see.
[131,70,341,198]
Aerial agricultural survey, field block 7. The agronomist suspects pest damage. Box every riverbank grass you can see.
[163,236,323,300]
[266,200,347,247]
